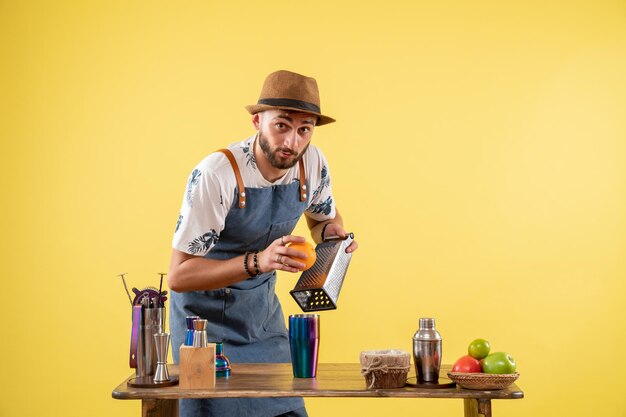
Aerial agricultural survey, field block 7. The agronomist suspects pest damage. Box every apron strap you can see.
[217,149,247,208]
[298,158,307,202]
[217,148,307,207]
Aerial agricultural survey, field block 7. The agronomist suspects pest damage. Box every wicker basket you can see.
[360,350,410,389]
[447,372,519,390]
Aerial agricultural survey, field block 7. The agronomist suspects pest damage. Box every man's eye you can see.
[300,127,310,133]
[276,123,286,129]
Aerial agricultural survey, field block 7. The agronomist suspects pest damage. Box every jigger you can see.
[185,315,199,346]
[192,319,208,348]
[153,333,171,383]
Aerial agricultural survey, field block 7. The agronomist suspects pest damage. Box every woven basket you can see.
[360,350,410,389]
[447,372,519,390]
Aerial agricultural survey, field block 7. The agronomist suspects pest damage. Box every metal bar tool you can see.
[413,317,442,382]
[153,333,171,383]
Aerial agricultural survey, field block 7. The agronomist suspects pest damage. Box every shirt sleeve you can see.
[172,162,230,256]
[305,148,337,221]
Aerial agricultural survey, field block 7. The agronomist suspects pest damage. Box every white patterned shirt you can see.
[172,136,336,256]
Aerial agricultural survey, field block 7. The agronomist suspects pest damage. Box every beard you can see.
[258,130,309,169]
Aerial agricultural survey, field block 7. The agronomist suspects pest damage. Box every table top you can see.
[112,364,523,401]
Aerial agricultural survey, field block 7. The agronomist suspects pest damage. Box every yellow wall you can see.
[2,1,625,416]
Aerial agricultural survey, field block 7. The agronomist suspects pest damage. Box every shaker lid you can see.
[413,317,442,340]
[419,318,435,329]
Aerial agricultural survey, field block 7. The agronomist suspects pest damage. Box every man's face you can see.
[255,110,317,169]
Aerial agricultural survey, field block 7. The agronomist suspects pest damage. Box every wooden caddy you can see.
[179,344,216,389]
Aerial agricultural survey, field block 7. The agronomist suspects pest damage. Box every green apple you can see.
[468,338,490,359]
[481,352,516,374]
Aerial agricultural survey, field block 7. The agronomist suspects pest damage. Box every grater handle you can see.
[323,232,354,242]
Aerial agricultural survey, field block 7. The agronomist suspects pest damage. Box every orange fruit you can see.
[286,241,317,270]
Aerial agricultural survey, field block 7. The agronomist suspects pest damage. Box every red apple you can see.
[451,355,482,373]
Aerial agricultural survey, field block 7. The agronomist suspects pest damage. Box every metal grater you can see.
[290,233,354,312]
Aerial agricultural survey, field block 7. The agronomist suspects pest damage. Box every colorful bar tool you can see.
[288,314,320,378]
[185,316,200,346]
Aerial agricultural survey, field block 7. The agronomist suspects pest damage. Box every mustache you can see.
[276,147,296,156]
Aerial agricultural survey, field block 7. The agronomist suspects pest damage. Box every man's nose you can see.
[283,130,299,149]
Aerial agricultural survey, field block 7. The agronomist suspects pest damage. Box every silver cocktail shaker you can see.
[412,317,442,382]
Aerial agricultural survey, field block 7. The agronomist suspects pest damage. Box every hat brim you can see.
[245,104,335,126]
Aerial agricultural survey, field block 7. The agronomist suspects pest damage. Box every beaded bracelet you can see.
[243,251,255,278]
[252,251,261,275]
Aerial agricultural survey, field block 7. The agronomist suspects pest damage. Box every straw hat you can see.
[245,70,335,126]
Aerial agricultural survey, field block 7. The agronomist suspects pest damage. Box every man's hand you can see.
[258,235,311,273]
[322,223,358,254]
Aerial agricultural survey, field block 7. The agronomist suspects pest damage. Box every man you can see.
[168,70,358,417]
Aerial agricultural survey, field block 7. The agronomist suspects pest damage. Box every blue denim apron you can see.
[171,152,308,417]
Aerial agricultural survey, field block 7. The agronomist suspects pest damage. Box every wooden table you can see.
[112,363,523,417]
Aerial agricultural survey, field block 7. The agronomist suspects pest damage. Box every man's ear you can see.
[252,113,261,130]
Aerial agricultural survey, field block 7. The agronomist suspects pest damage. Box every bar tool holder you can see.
[127,307,178,388]
[179,344,216,389]
[140,307,164,377]
[130,306,165,377]
[290,233,354,312]
[121,275,176,388]
[413,317,442,383]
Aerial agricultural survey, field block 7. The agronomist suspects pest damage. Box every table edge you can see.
[112,363,524,401]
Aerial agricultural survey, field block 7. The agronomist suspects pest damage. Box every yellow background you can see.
[1,0,625,416]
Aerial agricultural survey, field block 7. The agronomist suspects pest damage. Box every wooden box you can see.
[179,344,216,389]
